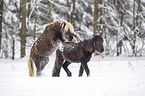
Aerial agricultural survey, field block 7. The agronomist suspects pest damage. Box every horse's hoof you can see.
[37,71,41,76]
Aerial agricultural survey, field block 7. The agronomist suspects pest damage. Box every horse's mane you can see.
[43,19,74,33]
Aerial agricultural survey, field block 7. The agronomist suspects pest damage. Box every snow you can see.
[0,54,145,96]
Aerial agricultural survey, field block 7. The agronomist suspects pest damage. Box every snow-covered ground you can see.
[0,54,145,96]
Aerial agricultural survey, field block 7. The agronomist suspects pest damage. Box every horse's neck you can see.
[83,39,94,53]
[83,39,92,45]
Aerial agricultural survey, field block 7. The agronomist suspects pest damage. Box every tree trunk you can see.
[132,0,136,56]
[132,0,140,56]
[27,0,31,40]
[94,0,99,35]
[71,0,76,29]
[0,0,3,50]
[34,12,37,40]
[98,0,103,36]
[48,0,52,23]
[117,0,124,56]
[34,3,37,40]
[67,0,70,22]
[27,0,31,17]
[12,37,15,60]
[20,0,26,58]
[19,0,22,21]
[130,0,141,56]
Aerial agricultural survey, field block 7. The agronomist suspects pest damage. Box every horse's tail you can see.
[27,54,35,77]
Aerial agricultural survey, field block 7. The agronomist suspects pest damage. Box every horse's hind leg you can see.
[36,62,42,76]
[33,59,41,76]
[79,65,84,77]
[63,61,71,76]
[81,62,90,77]
[52,50,64,77]
[40,57,49,70]
[35,57,49,76]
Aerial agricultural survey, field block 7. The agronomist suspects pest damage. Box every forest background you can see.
[0,0,145,59]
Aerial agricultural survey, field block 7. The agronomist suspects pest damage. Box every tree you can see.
[132,0,137,56]
[0,0,145,58]
[66,0,76,29]
[116,0,125,56]
[33,0,37,40]
[20,0,26,58]
[0,0,3,50]
[71,0,76,29]
[94,0,99,35]
[27,0,31,17]
[132,0,141,56]
[67,0,70,22]
[48,0,52,22]
[98,0,104,36]
[125,0,142,56]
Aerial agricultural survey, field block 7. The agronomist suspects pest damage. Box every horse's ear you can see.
[61,22,66,30]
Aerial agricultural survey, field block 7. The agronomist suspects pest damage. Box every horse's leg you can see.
[33,56,49,76]
[79,65,84,77]
[36,61,42,76]
[62,61,71,76]
[81,61,90,77]
[37,57,49,76]
[33,59,41,76]
[40,57,49,70]
[52,50,64,77]
[52,59,63,77]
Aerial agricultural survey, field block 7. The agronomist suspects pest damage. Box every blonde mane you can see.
[43,19,74,33]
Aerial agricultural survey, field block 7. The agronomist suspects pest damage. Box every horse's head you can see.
[53,19,74,42]
[92,35,104,54]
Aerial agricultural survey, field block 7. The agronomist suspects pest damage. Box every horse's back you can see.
[62,42,85,62]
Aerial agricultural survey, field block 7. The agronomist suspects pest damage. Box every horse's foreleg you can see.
[81,62,90,77]
[63,61,71,76]
[52,50,64,77]
[52,59,63,77]
[79,65,84,77]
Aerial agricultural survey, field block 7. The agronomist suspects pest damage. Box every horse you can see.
[52,35,104,77]
[27,19,74,77]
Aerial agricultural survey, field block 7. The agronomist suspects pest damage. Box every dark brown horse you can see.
[52,35,104,77]
[27,19,74,77]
